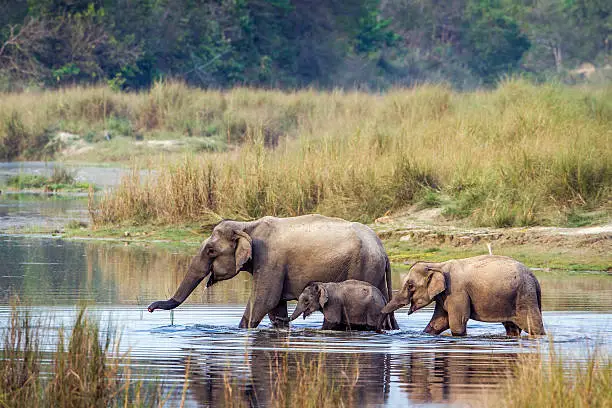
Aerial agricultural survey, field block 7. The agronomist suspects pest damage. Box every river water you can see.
[0,163,610,407]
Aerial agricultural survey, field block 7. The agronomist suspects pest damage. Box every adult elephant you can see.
[379,255,545,336]
[148,214,399,329]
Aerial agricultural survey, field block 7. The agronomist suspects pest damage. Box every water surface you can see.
[0,235,610,407]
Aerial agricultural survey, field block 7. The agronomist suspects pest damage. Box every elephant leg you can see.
[239,297,255,328]
[239,275,282,329]
[502,321,522,336]
[239,300,273,329]
[322,319,344,331]
[447,296,470,336]
[321,319,334,330]
[515,310,546,336]
[268,300,289,329]
[424,303,449,335]
[387,313,399,330]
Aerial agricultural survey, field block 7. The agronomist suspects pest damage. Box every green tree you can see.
[463,0,530,83]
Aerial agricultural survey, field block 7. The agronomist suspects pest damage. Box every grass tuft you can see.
[0,303,160,407]
[5,167,95,192]
[223,352,359,408]
[502,346,611,408]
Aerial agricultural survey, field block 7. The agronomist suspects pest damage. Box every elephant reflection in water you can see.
[182,331,391,407]
[396,351,517,404]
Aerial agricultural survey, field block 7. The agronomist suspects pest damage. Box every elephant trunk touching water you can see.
[147,231,251,312]
[148,215,399,330]
[147,247,213,312]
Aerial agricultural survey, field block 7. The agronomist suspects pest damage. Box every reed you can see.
[502,347,611,408]
[0,304,160,407]
[1,79,610,226]
[222,352,359,408]
[91,81,610,227]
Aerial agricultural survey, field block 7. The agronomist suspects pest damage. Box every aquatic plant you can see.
[5,167,94,192]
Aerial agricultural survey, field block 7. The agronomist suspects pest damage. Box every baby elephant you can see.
[290,280,390,331]
[380,255,545,336]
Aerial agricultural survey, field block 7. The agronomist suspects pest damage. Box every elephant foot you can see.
[503,321,522,336]
[270,316,290,329]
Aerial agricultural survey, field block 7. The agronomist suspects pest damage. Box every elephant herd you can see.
[148,214,545,336]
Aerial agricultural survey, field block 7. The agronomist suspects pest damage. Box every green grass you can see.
[5,167,96,192]
[384,240,610,272]
[57,222,612,272]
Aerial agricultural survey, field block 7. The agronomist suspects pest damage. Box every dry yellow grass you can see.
[91,80,611,226]
[0,304,161,407]
[501,347,611,408]
[222,352,359,408]
[1,79,610,226]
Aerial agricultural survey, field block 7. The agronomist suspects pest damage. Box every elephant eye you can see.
[206,247,217,257]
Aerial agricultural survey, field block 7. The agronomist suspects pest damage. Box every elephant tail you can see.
[384,255,400,330]
[385,255,392,302]
[535,278,542,312]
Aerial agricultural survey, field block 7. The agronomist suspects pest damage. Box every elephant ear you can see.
[318,284,329,309]
[426,269,445,299]
[233,230,252,272]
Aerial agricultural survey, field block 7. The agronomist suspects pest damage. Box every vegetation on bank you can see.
[502,347,611,408]
[0,305,160,407]
[76,80,612,228]
[4,167,95,192]
[56,222,611,272]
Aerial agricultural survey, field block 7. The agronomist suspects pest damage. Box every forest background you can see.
[1,0,610,91]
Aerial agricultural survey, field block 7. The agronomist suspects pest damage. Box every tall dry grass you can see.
[0,304,161,407]
[1,79,610,225]
[83,80,611,227]
[502,347,611,408]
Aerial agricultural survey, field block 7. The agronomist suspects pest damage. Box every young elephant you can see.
[290,280,390,331]
[380,255,545,336]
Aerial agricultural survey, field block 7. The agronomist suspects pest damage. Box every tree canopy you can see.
[0,0,610,90]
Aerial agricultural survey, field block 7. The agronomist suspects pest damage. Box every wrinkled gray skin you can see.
[289,280,391,331]
[148,214,399,330]
[380,255,545,336]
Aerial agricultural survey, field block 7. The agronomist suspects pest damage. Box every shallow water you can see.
[0,161,136,188]
[0,235,610,407]
[0,161,137,231]
[0,193,88,231]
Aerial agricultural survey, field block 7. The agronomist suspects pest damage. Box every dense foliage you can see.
[0,0,610,90]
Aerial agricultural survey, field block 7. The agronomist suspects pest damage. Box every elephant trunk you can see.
[148,254,212,312]
[290,303,306,321]
[380,296,408,315]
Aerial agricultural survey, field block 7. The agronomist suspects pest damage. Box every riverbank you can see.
[7,218,603,272]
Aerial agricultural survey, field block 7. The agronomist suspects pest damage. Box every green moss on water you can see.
[5,173,98,192]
